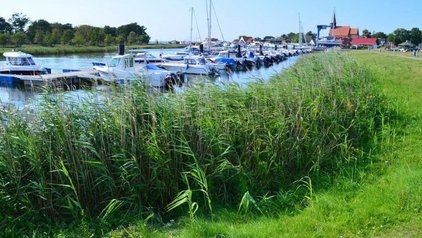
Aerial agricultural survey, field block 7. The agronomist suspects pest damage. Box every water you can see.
[0,49,300,110]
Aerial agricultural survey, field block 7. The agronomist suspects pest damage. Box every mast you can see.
[206,0,212,50]
[298,13,303,47]
[190,7,193,49]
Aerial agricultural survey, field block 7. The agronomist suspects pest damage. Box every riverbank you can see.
[157,51,420,238]
[1,52,409,237]
[0,44,185,56]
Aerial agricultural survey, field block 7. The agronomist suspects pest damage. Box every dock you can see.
[15,70,102,88]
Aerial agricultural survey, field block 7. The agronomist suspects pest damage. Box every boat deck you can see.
[5,70,102,87]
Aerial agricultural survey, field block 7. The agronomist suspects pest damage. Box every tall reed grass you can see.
[0,53,398,234]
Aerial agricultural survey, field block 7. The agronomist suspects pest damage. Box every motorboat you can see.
[160,51,190,61]
[128,50,165,64]
[0,51,50,84]
[93,54,178,88]
[0,51,50,75]
[159,55,216,75]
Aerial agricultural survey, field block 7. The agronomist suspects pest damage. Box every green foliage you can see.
[11,31,26,46]
[0,33,9,46]
[362,28,371,38]
[0,17,12,33]
[410,27,422,45]
[0,53,400,236]
[8,12,30,32]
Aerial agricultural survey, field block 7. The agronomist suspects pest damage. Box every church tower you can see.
[331,9,337,29]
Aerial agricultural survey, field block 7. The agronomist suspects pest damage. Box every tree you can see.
[127,31,138,45]
[373,32,387,39]
[410,27,422,45]
[61,29,74,45]
[33,30,44,44]
[392,28,410,45]
[305,31,316,43]
[43,32,55,46]
[362,29,371,38]
[71,30,85,46]
[0,17,12,33]
[139,35,150,44]
[104,34,115,45]
[0,33,10,46]
[387,33,396,45]
[8,13,30,32]
[104,25,117,36]
[117,23,150,43]
[26,19,51,42]
[11,31,26,46]
[50,27,62,44]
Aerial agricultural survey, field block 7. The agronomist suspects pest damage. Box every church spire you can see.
[332,8,337,29]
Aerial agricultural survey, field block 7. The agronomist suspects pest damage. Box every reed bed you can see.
[0,53,398,234]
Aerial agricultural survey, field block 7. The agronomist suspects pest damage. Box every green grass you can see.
[0,52,417,237]
[0,44,184,55]
[106,52,422,237]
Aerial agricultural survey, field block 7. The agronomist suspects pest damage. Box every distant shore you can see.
[0,44,185,56]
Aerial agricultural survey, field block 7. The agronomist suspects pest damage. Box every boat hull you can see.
[160,64,212,75]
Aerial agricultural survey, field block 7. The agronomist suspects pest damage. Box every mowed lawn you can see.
[105,52,422,238]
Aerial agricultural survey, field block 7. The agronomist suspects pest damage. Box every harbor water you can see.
[0,49,300,110]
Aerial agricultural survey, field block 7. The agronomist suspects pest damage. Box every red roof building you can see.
[327,11,359,46]
[239,36,254,44]
[351,38,377,46]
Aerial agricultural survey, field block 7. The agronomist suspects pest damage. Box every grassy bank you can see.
[0,53,405,237]
[0,44,184,56]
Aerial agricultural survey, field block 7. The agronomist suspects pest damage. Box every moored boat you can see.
[0,51,50,84]
[93,54,178,88]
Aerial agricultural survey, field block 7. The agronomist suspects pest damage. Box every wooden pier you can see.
[15,70,102,88]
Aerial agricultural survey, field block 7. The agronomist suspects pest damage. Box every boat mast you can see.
[190,7,193,50]
[206,0,212,50]
[211,0,225,42]
[298,13,303,48]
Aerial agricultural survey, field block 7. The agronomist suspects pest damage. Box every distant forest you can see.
[0,13,151,47]
[0,13,421,47]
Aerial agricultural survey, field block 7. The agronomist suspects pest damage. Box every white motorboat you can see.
[159,55,216,75]
[93,54,176,87]
[0,51,50,76]
[128,50,165,64]
[160,51,190,61]
[0,51,50,84]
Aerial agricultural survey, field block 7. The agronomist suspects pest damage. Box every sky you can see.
[1,0,421,42]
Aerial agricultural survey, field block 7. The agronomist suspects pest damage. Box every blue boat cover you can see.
[145,64,162,70]
[214,57,236,65]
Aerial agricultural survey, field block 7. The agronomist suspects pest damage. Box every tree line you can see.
[361,27,422,46]
[0,13,151,47]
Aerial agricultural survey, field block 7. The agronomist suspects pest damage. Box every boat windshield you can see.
[27,57,36,65]
[198,58,206,65]
[7,57,36,66]
[109,58,120,67]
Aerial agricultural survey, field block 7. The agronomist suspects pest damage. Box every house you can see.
[351,38,377,48]
[239,36,254,45]
[398,40,414,50]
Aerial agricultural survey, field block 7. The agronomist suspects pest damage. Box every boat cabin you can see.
[109,54,134,69]
[1,51,49,75]
[184,56,206,65]
[4,52,37,66]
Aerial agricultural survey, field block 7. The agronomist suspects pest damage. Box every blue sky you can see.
[1,0,421,41]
